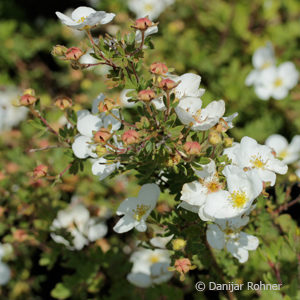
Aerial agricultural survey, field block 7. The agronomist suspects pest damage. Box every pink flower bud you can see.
[33,164,48,178]
[20,94,37,106]
[175,258,193,274]
[94,128,111,143]
[138,89,156,101]
[65,47,84,60]
[159,78,177,90]
[134,17,153,31]
[183,141,201,155]
[150,62,168,75]
[122,130,139,145]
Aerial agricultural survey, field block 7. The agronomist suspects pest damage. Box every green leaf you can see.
[51,283,71,299]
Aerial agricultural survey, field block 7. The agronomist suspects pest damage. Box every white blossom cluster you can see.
[0,243,12,286]
[50,198,109,251]
[180,136,288,263]
[0,87,27,132]
[245,42,299,100]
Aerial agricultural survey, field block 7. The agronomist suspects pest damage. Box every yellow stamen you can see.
[77,16,86,23]
[261,62,271,69]
[250,155,266,169]
[205,181,221,193]
[144,4,154,11]
[230,191,248,208]
[149,254,160,264]
[278,149,288,159]
[273,78,283,87]
[132,204,150,221]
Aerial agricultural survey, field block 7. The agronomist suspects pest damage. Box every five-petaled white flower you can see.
[201,165,262,220]
[51,202,108,251]
[113,184,160,233]
[127,236,172,288]
[245,42,275,86]
[128,0,174,20]
[56,6,115,30]
[72,93,121,180]
[254,62,299,100]
[206,215,259,263]
[265,134,300,165]
[224,136,288,186]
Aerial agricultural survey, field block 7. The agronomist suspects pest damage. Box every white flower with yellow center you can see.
[224,136,288,186]
[254,62,299,100]
[245,42,275,86]
[206,216,259,263]
[201,165,262,220]
[113,184,160,233]
[179,160,223,219]
[265,134,300,165]
[127,237,172,288]
[56,6,115,30]
[128,0,174,20]
[50,202,108,251]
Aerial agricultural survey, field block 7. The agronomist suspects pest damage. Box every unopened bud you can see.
[215,118,230,133]
[54,96,72,110]
[172,238,187,251]
[96,145,107,157]
[159,78,177,90]
[224,137,233,148]
[23,89,35,96]
[138,89,156,101]
[183,141,201,155]
[122,130,139,145]
[172,258,196,281]
[208,131,222,145]
[94,128,111,143]
[52,45,68,57]
[98,99,116,113]
[150,62,168,75]
[166,153,181,167]
[33,164,48,178]
[20,94,37,106]
[134,17,153,31]
[65,47,84,60]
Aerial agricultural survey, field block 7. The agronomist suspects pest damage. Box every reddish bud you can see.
[94,128,111,143]
[172,258,196,281]
[20,94,37,106]
[150,62,168,75]
[54,96,72,110]
[183,141,201,155]
[33,164,48,178]
[122,130,140,145]
[159,78,177,90]
[134,17,153,31]
[138,89,156,101]
[65,47,84,60]
[13,229,28,242]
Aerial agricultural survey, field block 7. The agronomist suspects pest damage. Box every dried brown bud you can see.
[122,130,140,145]
[150,62,168,75]
[54,96,72,110]
[98,99,116,113]
[159,78,177,90]
[138,89,156,101]
[20,94,37,106]
[65,47,84,60]
[33,164,48,178]
[94,128,112,143]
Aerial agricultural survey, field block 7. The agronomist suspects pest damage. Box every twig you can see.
[274,196,300,214]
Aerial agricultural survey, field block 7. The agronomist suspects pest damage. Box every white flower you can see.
[56,6,115,30]
[128,0,174,20]
[0,87,27,132]
[71,93,121,180]
[245,42,275,86]
[255,62,299,100]
[113,184,160,233]
[0,262,11,285]
[127,237,172,288]
[175,97,225,131]
[265,134,300,164]
[119,89,136,108]
[296,162,300,178]
[51,203,108,250]
[179,160,223,219]
[135,26,158,44]
[206,220,259,263]
[201,165,262,220]
[224,136,288,186]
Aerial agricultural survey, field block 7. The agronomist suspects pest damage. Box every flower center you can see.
[250,155,266,169]
[273,78,283,87]
[77,16,86,24]
[261,61,271,69]
[224,228,234,235]
[230,191,248,208]
[132,204,150,221]
[278,149,288,159]
[144,4,154,12]
[149,254,160,264]
[205,181,221,193]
